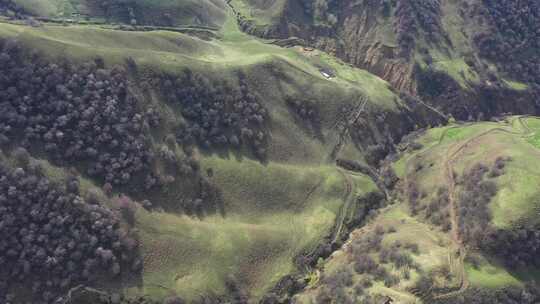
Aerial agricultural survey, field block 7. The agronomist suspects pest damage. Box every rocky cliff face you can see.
[332,0,416,94]
[360,43,415,94]
[231,0,418,94]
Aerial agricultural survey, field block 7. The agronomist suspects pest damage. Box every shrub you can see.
[163,296,186,304]
[383,273,400,287]
[353,254,377,274]
[12,147,30,168]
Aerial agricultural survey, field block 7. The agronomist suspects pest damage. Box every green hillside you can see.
[12,0,227,27]
[1,1,540,303]
[0,4,400,302]
[294,116,540,303]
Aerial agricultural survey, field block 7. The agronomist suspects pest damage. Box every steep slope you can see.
[229,0,540,121]
[0,4,426,303]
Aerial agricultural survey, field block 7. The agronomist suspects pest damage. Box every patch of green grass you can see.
[466,262,521,289]
[201,156,345,216]
[13,0,227,27]
[228,0,287,26]
[486,123,540,228]
[130,157,377,301]
[416,44,479,89]
[379,205,450,272]
[503,79,529,91]
[13,0,63,17]
[439,123,499,143]
[432,57,479,88]
[392,123,486,179]
[392,123,481,178]
[393,158,407,178]
[526,118,540,148]
[0,23,224,69]
[491,157,540,229]
[525,117,540,130]
[445,127,462,139]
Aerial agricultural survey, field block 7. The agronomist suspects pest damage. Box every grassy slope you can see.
[0,149,374,301]
[429,0,480,88]
[0,6,400,301]
[301,118,540,302]
[12,0,227,27]
[294,203,454,304]
[488,118,540,229]
[430,118,540,230]
[229,0,288,26]
[432,0,529,91]
[12,0,62,17]
[134,161,359,300]
[0,11,397,106]
[0,10,400,167]
[398,117,540,291]
[465,260,521,289]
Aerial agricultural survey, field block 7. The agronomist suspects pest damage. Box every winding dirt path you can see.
[332,169,355,244]
[435,139,469,299]
[434,118,532,299]
[327,98,368,162]
[399,117,530,300]
[326,97,368,243]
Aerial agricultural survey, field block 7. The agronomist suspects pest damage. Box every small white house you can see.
[320,69,335,79]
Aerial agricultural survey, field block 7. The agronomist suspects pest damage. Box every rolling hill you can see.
[0,0,539,303]
[0,1,402,303]
[295,117,540,303]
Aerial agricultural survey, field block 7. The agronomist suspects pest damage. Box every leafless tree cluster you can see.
[162,71,270,159]
[0,164,140,303]
[0,39,159,189]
